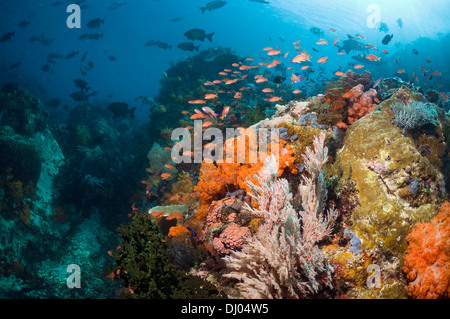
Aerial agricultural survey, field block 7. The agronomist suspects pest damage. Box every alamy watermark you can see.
[366,264,382,289]
[366,4,381,29]
[66,4,81,29]
[66,264,81,288]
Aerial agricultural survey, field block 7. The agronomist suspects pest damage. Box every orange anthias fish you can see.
[266,60,281,68]
[168,193,180,202]
[342,91,354,98]
[203,142,217,149]
[397,69,405,74]
[373,77,383,88]
[366,54,380,61]
[150,211,166,218]
[202,106,218,118]
[267,49,281,56]
[317,56,328,64]
[382,49,389,54]
[290,73,301,83]
[188,99,206,104]
[165,164,175,170]
[292,89,302,94]
[316,39,329,45]
[204,93,218,100]
[354,64,364,69]
[291,51,311,63]
[202,121,214,128]
[255,77,268,83]
[335,71,345,76]
[333,39,339,46]
[262,88,275,93]
[224,78,239,85]
[440,92,448,101]
[161,173,171,180]
[268,96,282,102]
[220,106,230,120]
[190,113,205,120]
[166,212,184,221]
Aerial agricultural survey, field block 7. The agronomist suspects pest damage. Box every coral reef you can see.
[346,84,378,124]
[0,128,42,185]
[212,222,250,255]
[276,121,333,166]
[253,100,309,128]
[324,80,353,121]
[0,88,146,298]
[0,87,48,136]
[324,86,448,298]
[150,47,242,145]
[323,78,379,127]
[193,129,296,220]
[340,70,374,92]
[330,86,445,256]
[3,42,448,300]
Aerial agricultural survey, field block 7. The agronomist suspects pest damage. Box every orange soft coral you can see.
[403,201,450,299]
[168,224,190,238]
[193,131,296,220]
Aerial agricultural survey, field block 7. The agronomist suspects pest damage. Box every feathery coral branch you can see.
[225,132,337,298]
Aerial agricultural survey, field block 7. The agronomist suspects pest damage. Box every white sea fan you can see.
[224,132,338,299]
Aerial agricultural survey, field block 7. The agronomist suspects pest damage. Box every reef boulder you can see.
[0,88,48,136]
[0,127,42,184]
[330,86,445,256]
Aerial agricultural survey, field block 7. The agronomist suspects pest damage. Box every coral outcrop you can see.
[0,128,42,185]
[330,86,445,256]
[0,87,48,136]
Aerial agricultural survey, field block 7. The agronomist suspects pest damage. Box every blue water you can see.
[1,0,449,123]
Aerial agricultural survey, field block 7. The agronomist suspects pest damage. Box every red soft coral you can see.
[212,223,250,255]
[347,84,377,124]
[403,201,450,299]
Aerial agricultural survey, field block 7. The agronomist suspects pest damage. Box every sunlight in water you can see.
[273,0,450,40]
